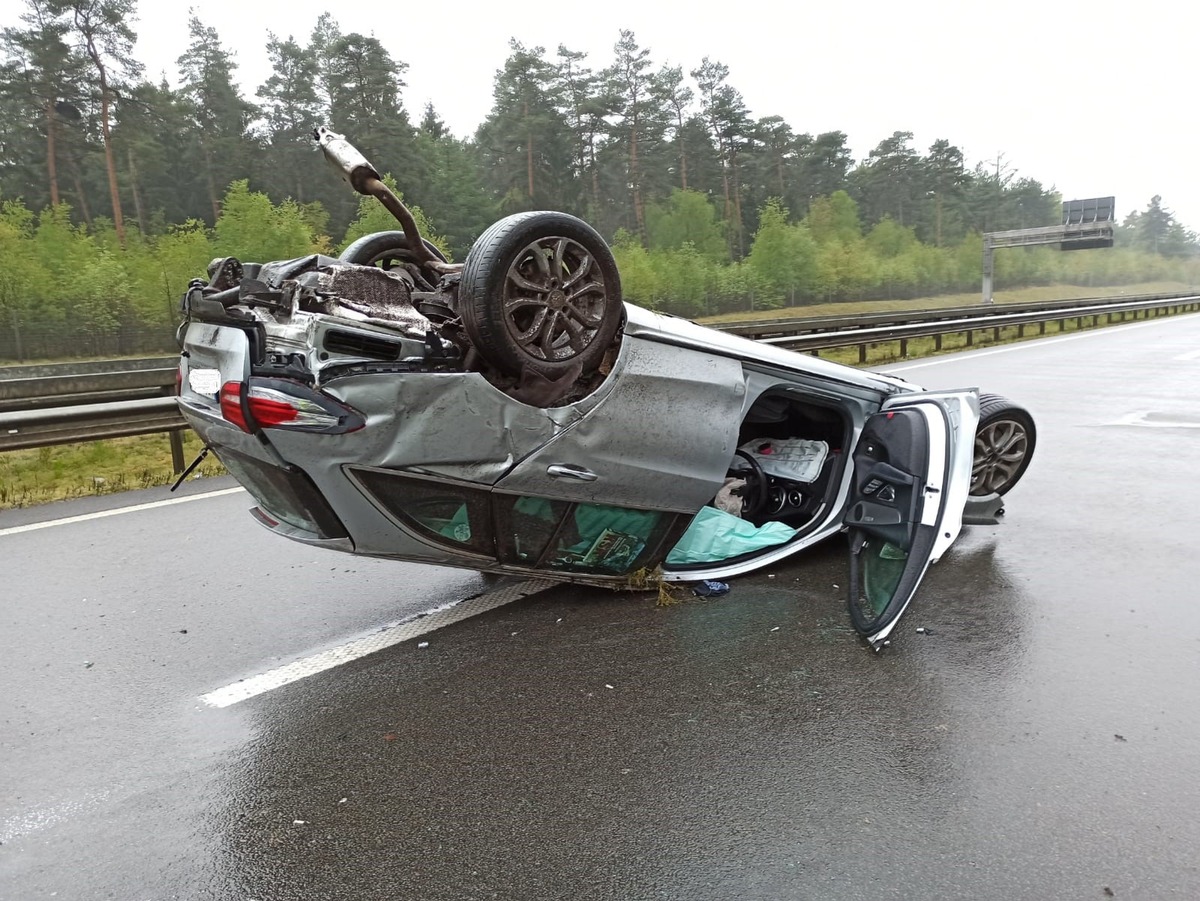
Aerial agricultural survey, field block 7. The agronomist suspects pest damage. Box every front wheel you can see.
[457,212,623,379]
[971,394,1036,496]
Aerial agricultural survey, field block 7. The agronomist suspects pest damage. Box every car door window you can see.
[495,496,678,575]
[493,495,573,565]
[842,398,970,649]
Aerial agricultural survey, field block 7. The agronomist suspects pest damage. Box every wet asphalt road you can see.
[3,312,1200,900]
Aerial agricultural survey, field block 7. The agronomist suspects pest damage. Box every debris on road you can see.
[692,580,730,597]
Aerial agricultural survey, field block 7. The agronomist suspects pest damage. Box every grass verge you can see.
[0,431,226,510]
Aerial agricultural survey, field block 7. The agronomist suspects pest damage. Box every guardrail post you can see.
[158,384,186,473]
[169,430,185,473]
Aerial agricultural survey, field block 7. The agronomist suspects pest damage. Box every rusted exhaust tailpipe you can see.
[313,126,440,269]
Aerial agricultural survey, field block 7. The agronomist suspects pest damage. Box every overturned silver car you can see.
[175,130,1036,649]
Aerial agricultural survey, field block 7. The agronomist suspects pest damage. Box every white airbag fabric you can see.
[736,438,828,483]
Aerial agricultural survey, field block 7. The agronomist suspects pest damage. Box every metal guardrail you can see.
[763,294,1200,360]
[0,357,186,466]
[0,397,184,452]
[0,365,179,412]
[2,292,1198,457]
[714,291,1194,339]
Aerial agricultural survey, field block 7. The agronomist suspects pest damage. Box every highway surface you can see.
[3,312,1199,900]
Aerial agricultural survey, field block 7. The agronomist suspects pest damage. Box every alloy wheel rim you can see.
[971,418,1029,494]
[502,236,608,362]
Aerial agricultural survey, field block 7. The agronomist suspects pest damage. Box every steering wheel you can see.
[730,449,770,518]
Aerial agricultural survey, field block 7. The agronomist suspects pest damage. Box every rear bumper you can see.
[176,397,493,568]
[179,399,349,542]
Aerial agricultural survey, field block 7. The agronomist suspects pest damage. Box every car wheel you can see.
[339,231,447,267]
[457,211,623,378]
[971,394,1036,496]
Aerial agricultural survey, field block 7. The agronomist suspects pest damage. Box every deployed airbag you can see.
[666,506,797,565]
[736,438,828,482]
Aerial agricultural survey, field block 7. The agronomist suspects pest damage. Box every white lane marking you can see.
[1107,411,1200,429]
[0,487,245,538]
[889,315,1193,372]
[200,579,556,708]
[1174,348,1200,361]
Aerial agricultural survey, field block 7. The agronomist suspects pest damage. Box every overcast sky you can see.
[5,0,1195,229]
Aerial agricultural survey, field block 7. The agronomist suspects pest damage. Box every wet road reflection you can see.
[215,536,1037,900]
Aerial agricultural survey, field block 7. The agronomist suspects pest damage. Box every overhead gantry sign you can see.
[982,196,1115,303]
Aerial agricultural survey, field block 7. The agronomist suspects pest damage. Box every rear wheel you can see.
[457,212,623,378]
[971,394,1036,496]
[339,231,447,268]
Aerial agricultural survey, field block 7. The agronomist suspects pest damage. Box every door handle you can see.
[546,464,598,482]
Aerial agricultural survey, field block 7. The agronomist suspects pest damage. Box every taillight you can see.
[220,381,249,431]
[220,379,364,434]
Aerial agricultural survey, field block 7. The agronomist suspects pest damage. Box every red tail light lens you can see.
[220,381,249,431]
[220,379,363,434]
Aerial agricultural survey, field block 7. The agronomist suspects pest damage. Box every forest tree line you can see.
[1,1,1198,359]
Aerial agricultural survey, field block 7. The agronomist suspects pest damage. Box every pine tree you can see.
[60,0,142,244]
[176,14,258,223]
[476,40,570,211]
[555,44,609,217]
[257,32,323,202]
[604,31,668,245]
[691,58,751,256]
[2,1,87,207]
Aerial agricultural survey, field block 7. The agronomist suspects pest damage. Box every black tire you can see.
[339,231,447,267]
[971,393,1036,496]
[457,211,623,378]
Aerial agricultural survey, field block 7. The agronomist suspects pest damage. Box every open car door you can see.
[842,392,978,650]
